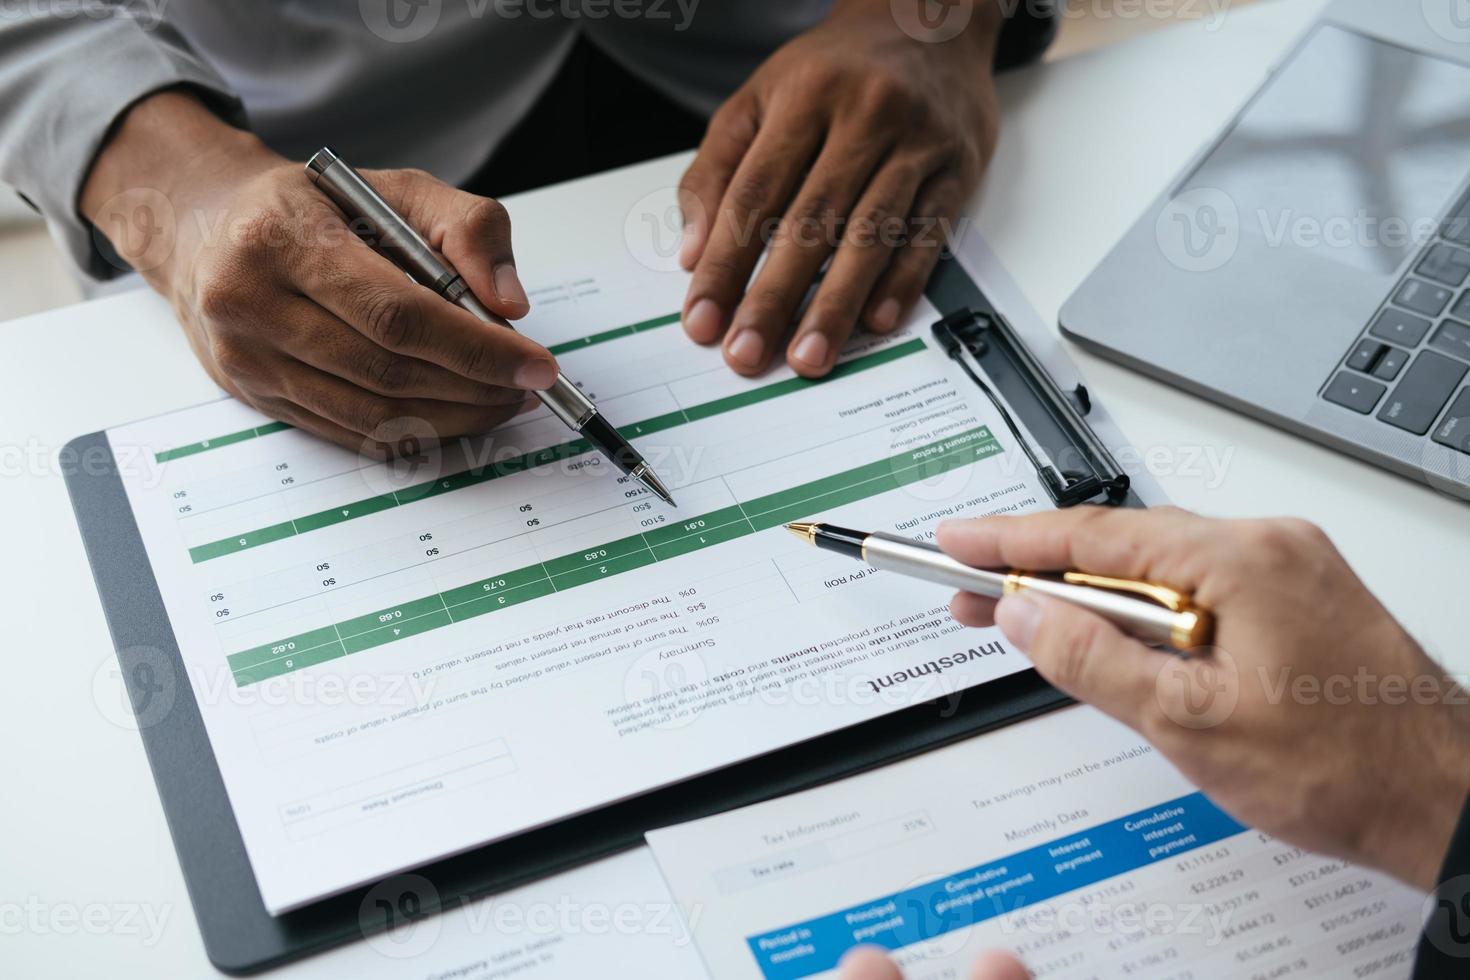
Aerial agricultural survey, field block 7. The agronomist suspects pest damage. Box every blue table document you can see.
[646,707,1425,979]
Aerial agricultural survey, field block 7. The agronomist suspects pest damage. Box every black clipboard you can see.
[63,257,1123,974]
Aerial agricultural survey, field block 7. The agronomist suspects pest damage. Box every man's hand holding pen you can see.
[835,506,1470,979]
[82,92,555,456]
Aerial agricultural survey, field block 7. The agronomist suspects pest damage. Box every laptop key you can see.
[1323,372,1385,414]
[1431,320,1470,362]
[1393,279,1453,317]
[1373,346,1409,381]
[1452,292,1470,322]
[1418,244,1470,287]
[1347,339,1386,373]
[1378,351,1468,435]
[1368,308,1431,347]
[1432,389,1470,454]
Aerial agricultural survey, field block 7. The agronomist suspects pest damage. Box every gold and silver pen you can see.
[786,522,1213,651]
[305,147,675,506]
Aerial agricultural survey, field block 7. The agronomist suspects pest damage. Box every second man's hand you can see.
[678,0,1003,378]
[82,91,558,456]
[938,507,1470,893]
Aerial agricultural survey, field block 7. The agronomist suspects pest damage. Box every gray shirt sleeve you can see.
[0,11,244,279]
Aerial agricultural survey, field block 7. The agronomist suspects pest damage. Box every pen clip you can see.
[1058,571,1194,613]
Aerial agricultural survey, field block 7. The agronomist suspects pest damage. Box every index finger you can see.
[301,231,558,390]
[682,104,823,346]
[935,506,1213,588]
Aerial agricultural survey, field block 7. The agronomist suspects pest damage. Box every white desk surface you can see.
[4,1,1462,974]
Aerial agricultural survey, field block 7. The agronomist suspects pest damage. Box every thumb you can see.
[836,947,904,980]
[372,168,531,321]
[969,950,1030,980]
[996,593,1161,727]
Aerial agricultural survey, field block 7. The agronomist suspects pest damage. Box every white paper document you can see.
[270,848,707,980]
[100,162,1097,913]
[645,706,1426,979]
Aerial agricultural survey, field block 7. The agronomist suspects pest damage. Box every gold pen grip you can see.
[1004,572,1213,652]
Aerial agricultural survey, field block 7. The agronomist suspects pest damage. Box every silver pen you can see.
[786,522,1213,651]
[305,147,675,506]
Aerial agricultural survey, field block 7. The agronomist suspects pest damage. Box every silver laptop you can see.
[1061,0,1470,500]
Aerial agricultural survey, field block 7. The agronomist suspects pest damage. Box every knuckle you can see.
[464,197,511,237]
[697,247,745,283]
[711,93,759,144]
[795,59,844,94]
[362,350,417,394]
[456,341,499,381]
[209,335,259,383]
[378,168,431,196]
[358,289,420,350]
[231,211,281,259]
[811,292,861,326]
[790,189,834,226]
[860,75,919,123]
[352,399,399,438]
[1282,517,1330,548]
[1238,519,1311,574]
[678,168,707,200]
[746,282,796,314]
[729,171,777,215]
[1246,519,1295,555]
[884,158,926,194]
[196,278,251,324]
[853,199,904,248]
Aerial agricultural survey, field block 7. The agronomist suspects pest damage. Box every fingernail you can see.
[870,298,900,332]
[727,330,765,370]
[792,332,830,370]
[995,594,1042,649]
[684,298,724,343]
[679,221,706,270]
[494,264,530,310]
[516,395,541,416]
[513,358,557,390]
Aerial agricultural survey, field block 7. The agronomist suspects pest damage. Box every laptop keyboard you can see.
[1322,189,1470,455]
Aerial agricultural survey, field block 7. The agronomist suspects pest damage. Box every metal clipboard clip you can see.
[932,307,1130,509]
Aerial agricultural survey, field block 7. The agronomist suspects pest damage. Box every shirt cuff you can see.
[1413,784,1470,977]
[0,17,244,280]
[995,0,1058,71]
